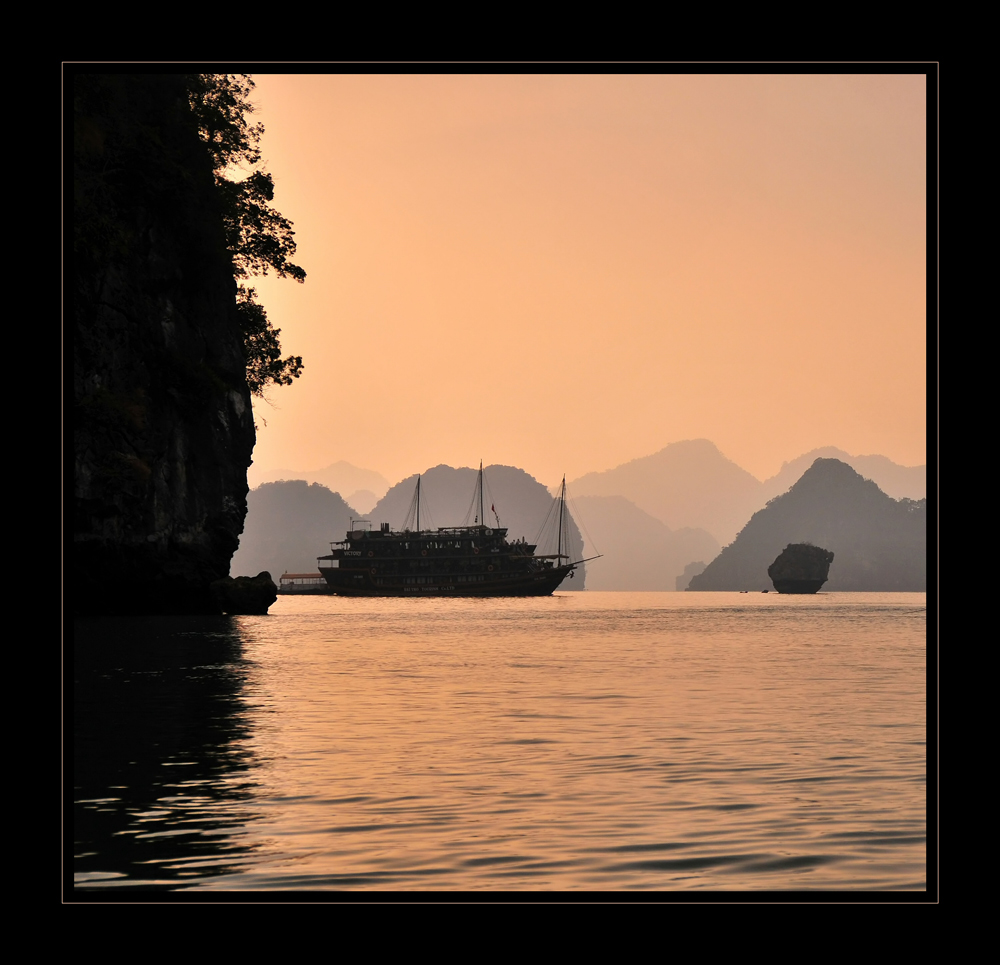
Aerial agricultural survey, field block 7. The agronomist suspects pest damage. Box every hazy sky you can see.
[242,72,927,488]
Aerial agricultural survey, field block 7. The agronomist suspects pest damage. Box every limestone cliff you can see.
[73,75,256,613]
[767,543,834,593]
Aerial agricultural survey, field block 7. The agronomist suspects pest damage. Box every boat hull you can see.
[318,565,574,597]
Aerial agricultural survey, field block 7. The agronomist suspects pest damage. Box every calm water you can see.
[72,592,928,893]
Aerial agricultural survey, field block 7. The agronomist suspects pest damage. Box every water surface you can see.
[73,592,927,892]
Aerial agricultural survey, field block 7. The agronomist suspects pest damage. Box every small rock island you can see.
[210,572,278,615]
[767,544,834,594]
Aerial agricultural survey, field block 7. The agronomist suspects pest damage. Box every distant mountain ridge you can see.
[569,439,925,546]
[237,445,926,591]
[248,460,391,500]
[568,439,762,545]
[687,459,926,591]
[760,447,925,503]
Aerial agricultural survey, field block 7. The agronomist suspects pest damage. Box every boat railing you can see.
[381,525,507,538]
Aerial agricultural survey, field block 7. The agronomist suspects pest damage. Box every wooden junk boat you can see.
[317,465,593,597]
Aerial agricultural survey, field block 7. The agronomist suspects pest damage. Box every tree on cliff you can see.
[186,73,304,396]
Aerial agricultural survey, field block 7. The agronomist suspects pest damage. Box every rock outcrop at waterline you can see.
[768,544,834,594]
[73,75,255,613]
[210,572,278,615]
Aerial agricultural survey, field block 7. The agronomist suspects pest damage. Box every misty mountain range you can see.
[570,495,719,591]
[233,441,926,590]
[248,460,390,515]
[687,458,926,591]
[567,439,925,546]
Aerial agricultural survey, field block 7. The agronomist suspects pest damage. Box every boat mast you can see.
[557,474,566,562]
[479,460,485,529]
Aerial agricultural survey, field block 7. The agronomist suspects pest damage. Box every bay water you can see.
[72,592,928,892]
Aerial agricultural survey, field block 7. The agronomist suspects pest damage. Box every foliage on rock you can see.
[187,73,306,396]
[237,286,303,396]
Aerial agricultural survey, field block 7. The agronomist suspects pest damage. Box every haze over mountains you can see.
[571,495,719,591]
[248,460,390,515]
[568,440,761,546]
[568,439,926,546]
[234,441,926,590]
[758,447,926,504]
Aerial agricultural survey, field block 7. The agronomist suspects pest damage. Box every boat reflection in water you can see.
[318,464,596,597]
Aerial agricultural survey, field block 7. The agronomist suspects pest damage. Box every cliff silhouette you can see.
[74,75,254,612]
[687,459,926,591]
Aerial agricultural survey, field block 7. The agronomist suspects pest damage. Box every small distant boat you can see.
[277,572,330,595]
[317,464,597,597]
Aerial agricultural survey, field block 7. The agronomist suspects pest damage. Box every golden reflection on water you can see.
[189,592,926,890]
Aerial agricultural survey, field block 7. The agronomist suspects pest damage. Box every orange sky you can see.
[242,73,927,489]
